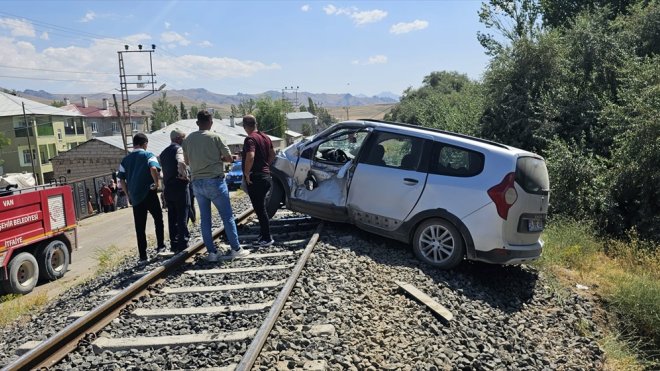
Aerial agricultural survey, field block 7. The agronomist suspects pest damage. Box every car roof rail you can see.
[357,119,510,150]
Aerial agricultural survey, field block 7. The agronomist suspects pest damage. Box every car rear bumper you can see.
[473,241,543,265]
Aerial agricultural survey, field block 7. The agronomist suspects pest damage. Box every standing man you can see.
[241,114,276,247]
[182,110,249,261]
[160,129,190,253]
[118,133,166,265]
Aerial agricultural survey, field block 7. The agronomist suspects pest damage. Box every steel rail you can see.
[2,208,255,371]
[237,222,324,370]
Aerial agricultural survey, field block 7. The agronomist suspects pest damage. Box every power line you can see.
[0,64,115,75]
[0,74,113,83]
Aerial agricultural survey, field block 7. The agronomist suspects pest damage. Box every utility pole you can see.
[281,86,299,111]
[21,102,38,184]
[117,44,165,152]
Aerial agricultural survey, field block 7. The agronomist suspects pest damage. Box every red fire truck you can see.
[0,183,77,295]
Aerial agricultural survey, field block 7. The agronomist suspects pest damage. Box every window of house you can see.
[13,117,32,138]
[91,122,98,133]
[39,144,48,164]
[20,148,35,166]
[35,116,54,136]
[64,118,76,135]
[76,118,85,134]
[112,122,119,133]
[132,121,138,132]
[57,129,63,141]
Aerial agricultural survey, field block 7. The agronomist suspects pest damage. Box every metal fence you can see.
[66,173,115,220]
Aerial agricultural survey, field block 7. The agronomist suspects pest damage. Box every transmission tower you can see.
[117,44,165,152]
[281,86,299,111]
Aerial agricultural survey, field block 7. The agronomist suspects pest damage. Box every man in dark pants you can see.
[118,133,166,265]
[160,129,190,253]
[241,114,276,247]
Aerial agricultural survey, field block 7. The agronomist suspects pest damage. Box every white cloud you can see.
[366,55,387,64]
[390,20,429,34]
[351,10,387,25]
[322,5,386,25]
[0,18,36,37]
[301,4,310,12]
[323,4,337,15]
[164,22,171,29]
[80,11,96,23]
[0,33,280,93]
[40,31,49,40]
[160,31,190,46]
[198,40,213,48]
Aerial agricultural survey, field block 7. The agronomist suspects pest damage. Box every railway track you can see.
[3,208,323,371]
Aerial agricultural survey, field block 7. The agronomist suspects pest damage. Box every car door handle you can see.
[403,178,419,185]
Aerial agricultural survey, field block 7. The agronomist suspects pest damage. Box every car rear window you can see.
[516,157,549,195]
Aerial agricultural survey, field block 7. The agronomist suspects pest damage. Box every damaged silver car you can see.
[267,119,550,269]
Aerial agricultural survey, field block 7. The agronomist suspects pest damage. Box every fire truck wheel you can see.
[38,239,70,281]
[1,252,40,295]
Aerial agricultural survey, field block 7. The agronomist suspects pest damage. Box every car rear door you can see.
[347,130,431,230]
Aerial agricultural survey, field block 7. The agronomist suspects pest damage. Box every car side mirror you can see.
[304,174,317,191]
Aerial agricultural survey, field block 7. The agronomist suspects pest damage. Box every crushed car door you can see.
[289,128,371,222]
[347,130,430,230]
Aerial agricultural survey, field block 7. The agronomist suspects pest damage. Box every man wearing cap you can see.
[160,129,190,253]
[118,132,166,265]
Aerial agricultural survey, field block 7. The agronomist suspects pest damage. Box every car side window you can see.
[430,142,484,177]
[361,132,425,170]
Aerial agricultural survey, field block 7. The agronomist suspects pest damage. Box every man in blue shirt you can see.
[118,133,165,265]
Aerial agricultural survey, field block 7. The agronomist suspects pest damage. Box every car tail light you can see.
[488,172,518,219]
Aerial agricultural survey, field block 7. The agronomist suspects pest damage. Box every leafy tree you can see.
[299,104,308,112]
[254,97,288,138]
[190,106,199,118]
[603,55,660,240]
[478,0,544,56]
[51,100,66,107]
[213,110,222,120]
[386,71,485,135]
[180,101,189,119]
[544,137,611,223]
[150,92,178,131]
[200,102,207,110]
[540,0,637,28]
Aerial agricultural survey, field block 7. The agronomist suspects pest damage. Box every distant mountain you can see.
[17,88,398,109]
[375,91,400,101]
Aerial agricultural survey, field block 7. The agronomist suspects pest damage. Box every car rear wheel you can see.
[38,239,70,281]
[412,218,464,269]
[1,252,40,295]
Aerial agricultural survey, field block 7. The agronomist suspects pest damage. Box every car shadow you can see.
[327,222,539,314]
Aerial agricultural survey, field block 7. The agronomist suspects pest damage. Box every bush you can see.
[544,138,611,224]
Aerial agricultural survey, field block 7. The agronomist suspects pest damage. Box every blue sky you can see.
[0,1,490,97]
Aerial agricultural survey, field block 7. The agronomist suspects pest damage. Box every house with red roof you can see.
[61,97,148,139]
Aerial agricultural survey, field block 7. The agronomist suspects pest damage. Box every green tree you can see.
[150,92,178,131]
[180,101,189,119]
[386,71,485,135]
[190,106,199,118]
[213,110,222,120]
[478,0,544,56]
[254,97,288,138]
[200,102,208,110]
[51,100,66,107]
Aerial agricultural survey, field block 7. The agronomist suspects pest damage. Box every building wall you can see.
[287,118,316,135]
[87,117,147,139]
[51,140,125,182]
[0,115,86,182]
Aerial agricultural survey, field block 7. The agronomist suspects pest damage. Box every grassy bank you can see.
[536,218,660,370]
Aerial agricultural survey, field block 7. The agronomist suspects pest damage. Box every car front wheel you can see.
[412,218,464,269]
